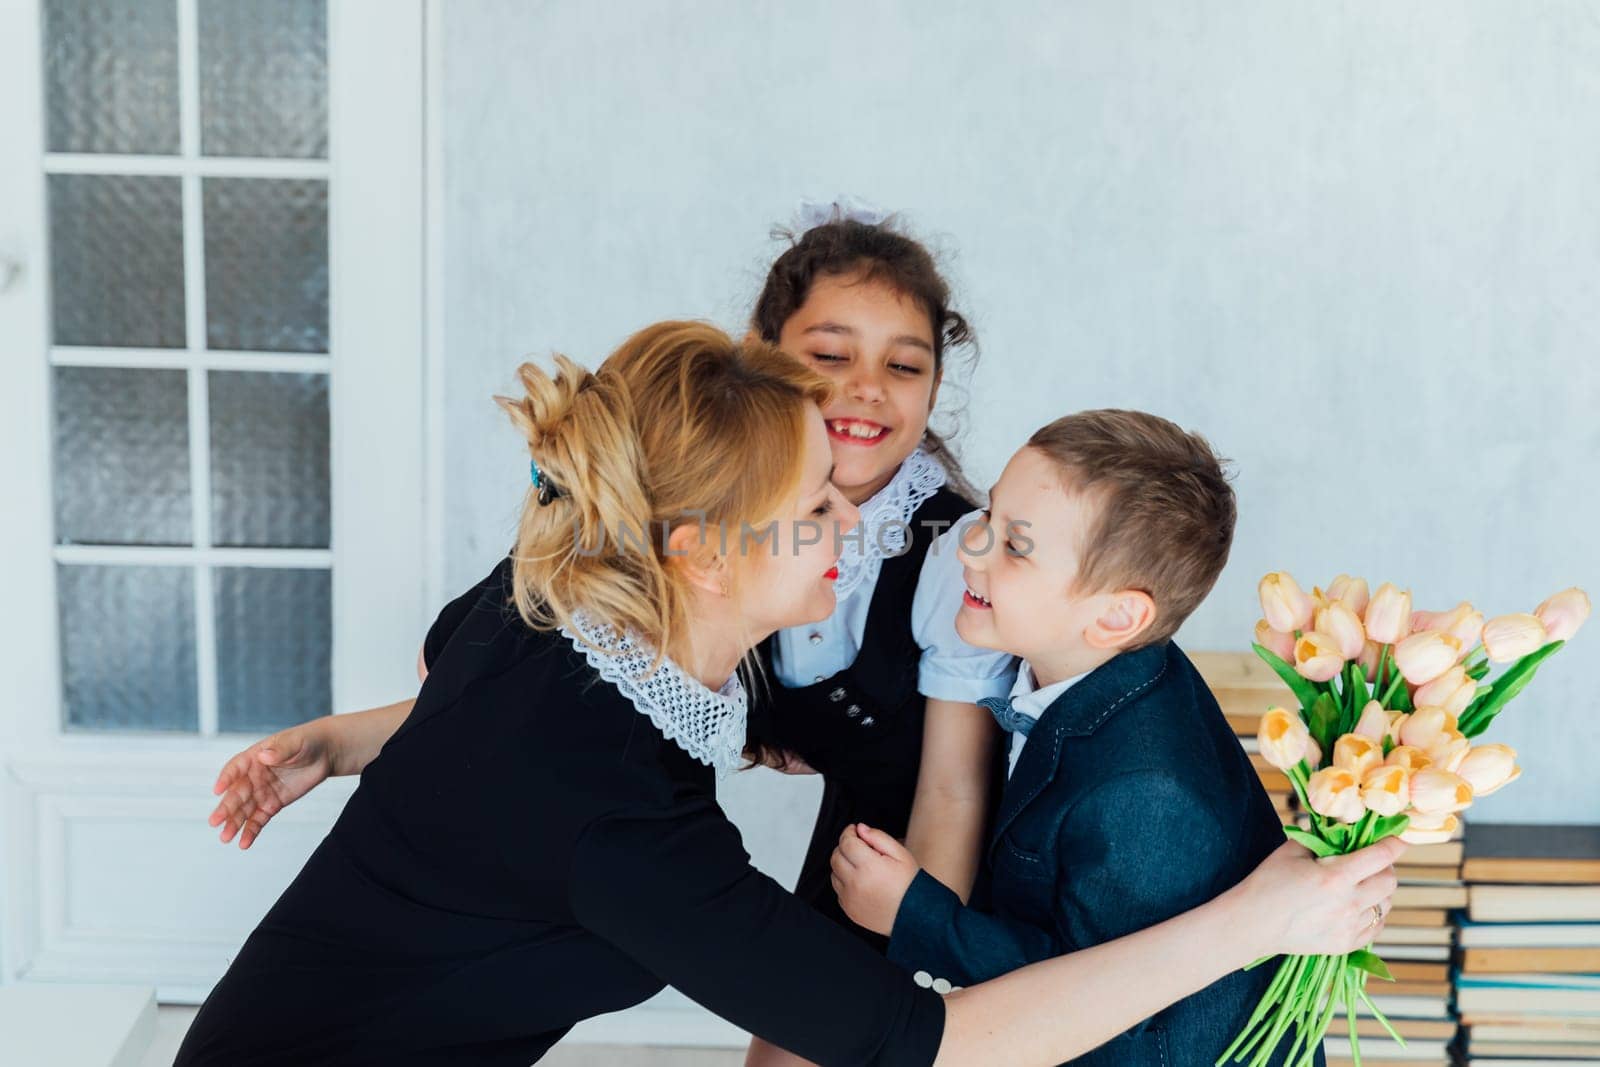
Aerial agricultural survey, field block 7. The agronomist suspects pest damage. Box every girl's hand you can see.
[1233,837,1407,959]
[831,823,921,936]
[207,721,336,849]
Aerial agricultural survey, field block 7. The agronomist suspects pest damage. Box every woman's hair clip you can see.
[530,458,564,506]
[792,195,890,235]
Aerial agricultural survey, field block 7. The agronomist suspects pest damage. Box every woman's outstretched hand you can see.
[1234,836,1407,959]
[207,721,335,849]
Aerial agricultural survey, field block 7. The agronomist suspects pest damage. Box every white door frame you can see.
[0,0,429,1001]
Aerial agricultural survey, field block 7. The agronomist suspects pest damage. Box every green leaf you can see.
[1460,640,1565,738]
[1309,693,1340,753]
[1284,826,1340,857]
[1253,642,1322,710]
[1467,661,1491,682]
[1390,678,1413,713]
[1348,663,1370,716]
[1348,950,1394,982]
[1368,814,1411,841]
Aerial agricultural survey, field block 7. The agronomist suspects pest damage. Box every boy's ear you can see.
[665,521,727,596]
[1084,590,1158,650]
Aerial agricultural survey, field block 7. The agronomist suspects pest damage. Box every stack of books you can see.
[1456,824,1600,1065]
[1322,830,1464,1067]
[1191,652,1299,822]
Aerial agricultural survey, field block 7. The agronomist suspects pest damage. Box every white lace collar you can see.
[559,609,748,778]
[831,448,948,600]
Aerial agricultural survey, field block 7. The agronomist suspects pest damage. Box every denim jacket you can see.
[888,641,1315,1067]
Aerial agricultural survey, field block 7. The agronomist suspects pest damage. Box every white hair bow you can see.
[792,195,890,233]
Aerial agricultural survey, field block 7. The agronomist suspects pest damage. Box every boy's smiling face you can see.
[955,446,1157,686]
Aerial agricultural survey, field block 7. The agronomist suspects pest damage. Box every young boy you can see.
[832,409,1323,1067]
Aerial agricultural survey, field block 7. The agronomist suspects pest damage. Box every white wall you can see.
[438,0,1600,843]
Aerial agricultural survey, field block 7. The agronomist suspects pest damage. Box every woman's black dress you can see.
[175,560,944,1066]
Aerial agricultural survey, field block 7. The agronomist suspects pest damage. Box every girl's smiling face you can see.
[776,270,941,506]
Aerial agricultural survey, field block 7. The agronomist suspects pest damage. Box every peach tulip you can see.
[1482,613,1548,663]
[1306,767,1366,823]
[1456,743,1522,797]
[1258,707,1315,771]
[1409,769,1474,815]
[1414,665,1476,717]
[1401,810,1460,845]
[1260,572,1315,634]
[1412,611,1442,634]
[1385,744,1432,774]
[1352,700,1392,743]
[1356,640,1383,682]
[1294,631,1346,683]
[1254,618,1296,663]
[1443,604,1485,653]
[1326,574,1371,618]
[1399,706,1450,749]
[1425,730,1470,773]
[1384,712,1409,747]
[1333,734,1385,779]
[1361,765,1411,817]
[1534,588,1590,644]
[1414,601,1482,646]
[1364,583,1413,645]
[1315,602,1366,661]
[1393,631,1462,685]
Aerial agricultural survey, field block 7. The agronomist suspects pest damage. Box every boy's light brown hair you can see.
[1028,409,1236,647]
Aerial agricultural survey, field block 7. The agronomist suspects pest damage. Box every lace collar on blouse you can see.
[830,448,948,601]
[560,609,748,778]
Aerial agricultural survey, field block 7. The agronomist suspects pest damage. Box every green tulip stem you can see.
[1304,960,1343,1067]
[1242,954,1309,1066]
[1379,669,1405,709]
[1288,762,1313,812]
[1341,965,1361,1067]
[1217,955,1295,1066]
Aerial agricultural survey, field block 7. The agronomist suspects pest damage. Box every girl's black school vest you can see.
[750,486,975,938]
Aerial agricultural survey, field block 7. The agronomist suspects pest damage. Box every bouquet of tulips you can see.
[1217,574,1590,1067]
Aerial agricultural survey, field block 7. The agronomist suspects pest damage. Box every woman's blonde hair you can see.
[495,321,832,662]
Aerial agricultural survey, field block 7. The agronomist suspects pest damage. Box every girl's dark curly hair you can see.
[751,218,980,502]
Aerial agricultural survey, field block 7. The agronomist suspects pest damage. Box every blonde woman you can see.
[178,322,1402,1066]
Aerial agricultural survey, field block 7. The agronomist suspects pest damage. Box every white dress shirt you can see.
[1002,661,1090,778]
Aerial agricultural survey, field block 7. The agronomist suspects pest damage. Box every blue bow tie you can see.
[980,696,1037,737]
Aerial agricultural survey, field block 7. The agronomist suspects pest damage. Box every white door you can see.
[0,0,427,1003]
